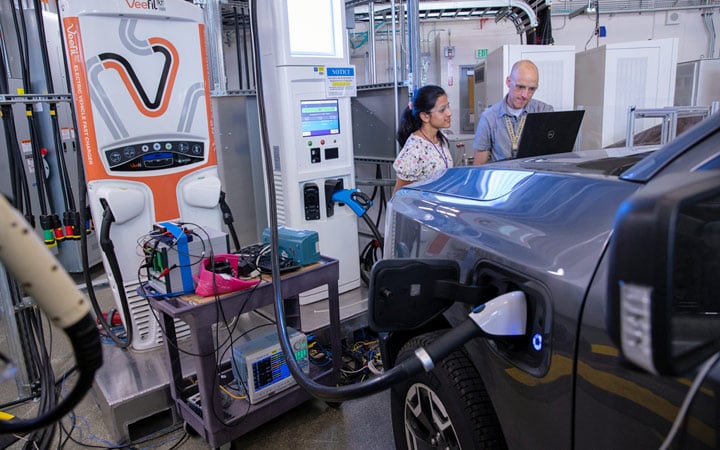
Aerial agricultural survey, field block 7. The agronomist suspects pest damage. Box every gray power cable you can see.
[659,351,720,450]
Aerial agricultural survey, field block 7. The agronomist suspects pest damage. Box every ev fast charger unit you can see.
[256,0,361,304]
[59,0,223,349]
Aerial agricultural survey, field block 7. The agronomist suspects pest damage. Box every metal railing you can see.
[626,105,713,148]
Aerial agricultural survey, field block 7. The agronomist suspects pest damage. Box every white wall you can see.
[349,9,719,135]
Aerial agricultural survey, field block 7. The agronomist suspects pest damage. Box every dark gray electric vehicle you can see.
[369,112,720,449]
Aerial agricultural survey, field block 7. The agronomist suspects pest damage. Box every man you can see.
[473,59,553,165]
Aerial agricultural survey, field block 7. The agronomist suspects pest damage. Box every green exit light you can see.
[477,48,488,59]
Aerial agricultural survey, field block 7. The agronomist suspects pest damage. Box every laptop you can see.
[515,110,585,159]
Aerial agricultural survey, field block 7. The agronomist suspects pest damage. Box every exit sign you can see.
[476,48,488,59]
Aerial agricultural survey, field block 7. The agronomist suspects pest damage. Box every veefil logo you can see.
[123,0,165,11]
[82,19,182,144]
[97,37,178,117]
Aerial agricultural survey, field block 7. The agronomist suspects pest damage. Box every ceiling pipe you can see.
[558,3,720,16]
[353,1,539,29]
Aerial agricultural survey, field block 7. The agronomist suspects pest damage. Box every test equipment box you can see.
[262,226,320,266]
[145,224,229,295]
[231,327,309,404]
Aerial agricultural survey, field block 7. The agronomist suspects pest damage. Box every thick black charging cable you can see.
[249,0,498,402]
[97,200,134,348]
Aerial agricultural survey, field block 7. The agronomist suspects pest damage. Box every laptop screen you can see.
[515,110,585,159]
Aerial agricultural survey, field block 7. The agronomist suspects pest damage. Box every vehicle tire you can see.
[391,330,507,450]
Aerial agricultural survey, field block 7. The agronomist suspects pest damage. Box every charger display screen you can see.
[301,99,340,137]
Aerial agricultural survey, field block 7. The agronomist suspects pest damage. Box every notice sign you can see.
[325,66,356,98]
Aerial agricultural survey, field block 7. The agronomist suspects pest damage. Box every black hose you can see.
[249,0,480,402]
[10,278,42,385]
[24,311,57,450]
[33,0,74,212]
[360,213,383,248]
[12,0,53,227]
[359,209,383,285]
[233,7,243,90]
[15,2,51,214]
[96,202,133,348]
[25,108,51,216]
[219,191,241,252]
[241,7,251,89]
[73,117,125,350]
[10,0,31,89]
[0,314,102,434]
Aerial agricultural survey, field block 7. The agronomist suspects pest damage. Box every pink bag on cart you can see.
[195,254,260,297]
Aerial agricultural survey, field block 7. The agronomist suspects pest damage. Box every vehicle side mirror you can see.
[368,259,460,332]
[608,171,720,375]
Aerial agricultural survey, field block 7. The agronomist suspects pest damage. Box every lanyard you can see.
[504,114,527,155]
[419,129,449,168]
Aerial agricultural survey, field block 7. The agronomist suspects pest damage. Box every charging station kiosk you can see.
[256,0,361,303]
[59,0,223,349]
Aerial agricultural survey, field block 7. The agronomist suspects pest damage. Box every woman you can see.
[392,85,453,195]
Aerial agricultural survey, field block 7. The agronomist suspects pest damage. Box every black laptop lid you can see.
[515,110,585,159]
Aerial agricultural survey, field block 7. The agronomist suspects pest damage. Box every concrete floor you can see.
[74,384,395,449]
[0,270,396,449]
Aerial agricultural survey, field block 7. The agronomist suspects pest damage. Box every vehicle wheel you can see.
[391,331,507,450]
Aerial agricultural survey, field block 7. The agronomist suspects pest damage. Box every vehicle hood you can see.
[389,155,644,289]
[407,148,654,200]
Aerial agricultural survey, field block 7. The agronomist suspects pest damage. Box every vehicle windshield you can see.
[575,152,656,176]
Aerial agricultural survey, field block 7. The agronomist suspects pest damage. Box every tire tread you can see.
[394,331,507,449]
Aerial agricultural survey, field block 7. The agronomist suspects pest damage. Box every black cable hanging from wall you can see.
[11,0,59,248]
[242,7,252,90]
[32,0,76,211]
[33,0,77,247]
[231,6,253,90]
[525,4,554,45]
[536,6,554,45]
[233,6,244,90]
